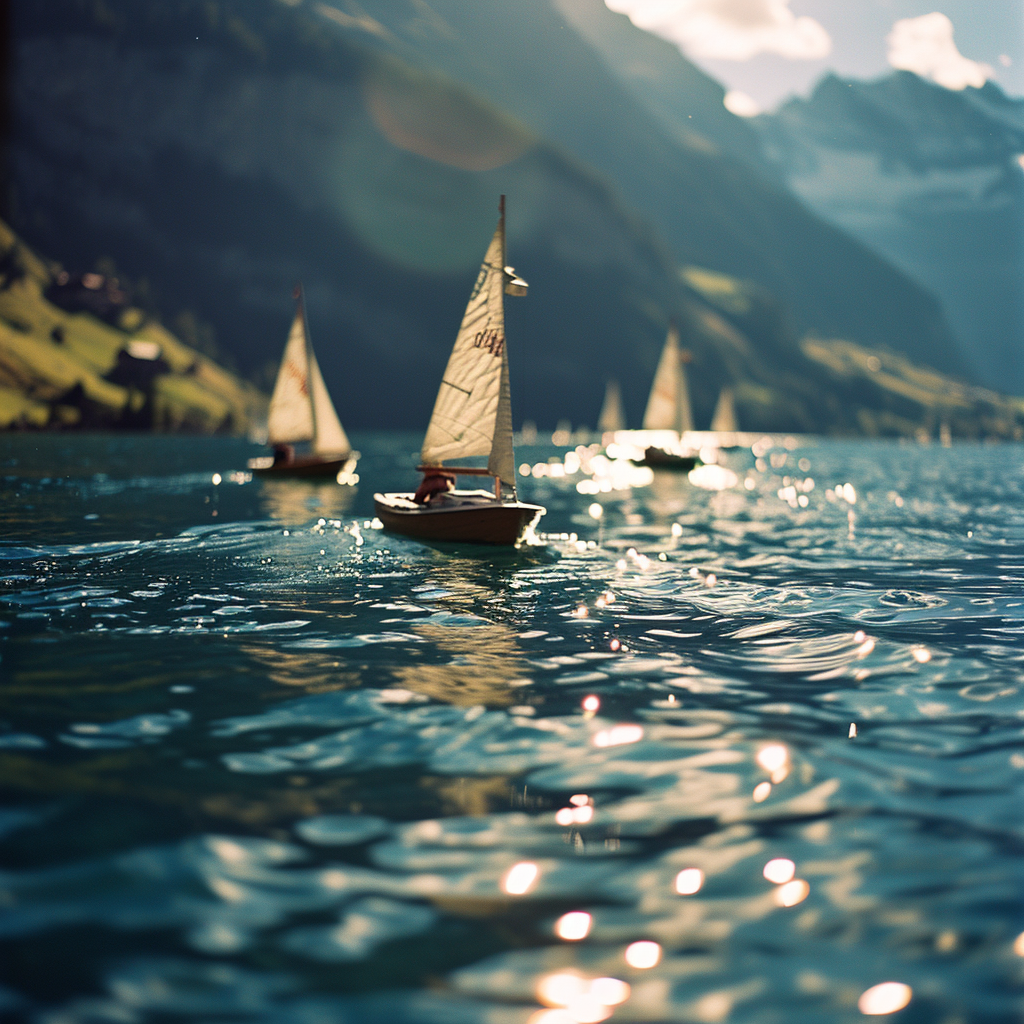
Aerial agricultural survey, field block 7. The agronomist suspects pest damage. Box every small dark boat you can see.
[248,286,358,483]
[635,446,698,471]
[375,197,544,547]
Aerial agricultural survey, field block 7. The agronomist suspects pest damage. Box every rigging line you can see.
[440,379,472,396]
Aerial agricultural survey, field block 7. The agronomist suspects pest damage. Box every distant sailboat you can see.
[248,286,358,480]
[710,386,738,433]
[597,379,626,434]
[643,323,693,435]
[374,197,545,546]
[635,323,698,470]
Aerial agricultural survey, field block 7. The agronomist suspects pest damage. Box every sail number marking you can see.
[473,328,504,357]
[284,359,309,396]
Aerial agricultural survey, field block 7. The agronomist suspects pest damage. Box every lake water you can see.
[1,433,1023,1023]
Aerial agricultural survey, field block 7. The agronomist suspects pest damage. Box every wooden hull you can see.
[249,454,352,479]
[634,446,698,471]
[374,492,545,546]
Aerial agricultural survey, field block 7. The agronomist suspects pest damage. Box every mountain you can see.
[0,218,264,431]
[1,0,988,436]
[550,0,770,173]
[756,71,1024,394]
[308,0,965,376]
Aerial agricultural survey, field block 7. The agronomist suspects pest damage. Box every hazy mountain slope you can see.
[327,0,964,378]
[7,0,690,430]
[551,0,769,172]
[4,0,998,438]
[757,72,1024,393]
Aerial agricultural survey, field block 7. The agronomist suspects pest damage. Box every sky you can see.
[602,0,1024,113]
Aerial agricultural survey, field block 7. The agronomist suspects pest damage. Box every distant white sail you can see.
[267,307,314,445]
[642,324,693,433]
[710,387,738,432]
[267,290,350,455]
[421,201,516,488]
[598,379,626,433]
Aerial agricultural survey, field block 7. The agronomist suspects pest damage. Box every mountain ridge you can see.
[756,70,1024,393]
[4,0,1007,438]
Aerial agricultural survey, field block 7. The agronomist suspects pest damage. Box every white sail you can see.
[309,346,350,456]
[421,200,516,489]
[642,324,693,433]
[710,387,738,432]
[267,307,314,445]
[597,379,626,433]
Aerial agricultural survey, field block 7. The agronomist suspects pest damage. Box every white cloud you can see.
[723,89,761,116]
[887,13,992,90]
[604,0,831,61]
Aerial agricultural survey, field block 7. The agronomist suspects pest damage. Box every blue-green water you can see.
[1,434,1023,1023]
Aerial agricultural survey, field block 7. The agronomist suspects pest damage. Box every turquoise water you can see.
[1,434,1023,1023]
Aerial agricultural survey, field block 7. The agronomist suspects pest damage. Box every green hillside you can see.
[0,221,265,431]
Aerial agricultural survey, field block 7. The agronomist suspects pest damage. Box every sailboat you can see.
[248,286,358,480]
[634,323,698,470]
[374,197,545,546]
[597,379,626,436]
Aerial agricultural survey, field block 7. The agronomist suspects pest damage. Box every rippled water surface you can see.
[1,433,1023,1023]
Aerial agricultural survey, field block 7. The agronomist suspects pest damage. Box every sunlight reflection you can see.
[753,781,772,801]
[756,743,790,782]
[858,982,912,1015]
[674,867,704,894]
[554,911,592,941]
[775,879,810,907]
[537,973,587,1007]
[535,972,630,1021]
[763,858,796,884]
[593,724,643,747]
[624,940,662,968]
[555,804,594,826]
[503,861,539,895]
